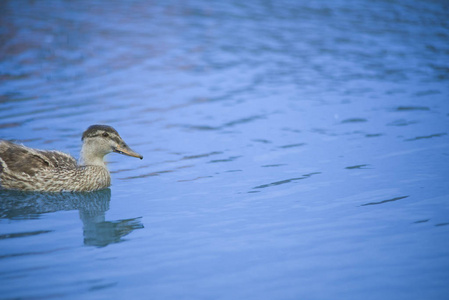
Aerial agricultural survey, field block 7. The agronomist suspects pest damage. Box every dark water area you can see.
[1,1,449,299]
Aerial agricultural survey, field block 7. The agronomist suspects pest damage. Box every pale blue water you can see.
[1,1,449,299]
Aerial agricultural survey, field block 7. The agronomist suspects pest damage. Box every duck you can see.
[0,125,143,192]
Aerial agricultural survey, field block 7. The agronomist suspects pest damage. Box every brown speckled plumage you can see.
[0,125,142,192]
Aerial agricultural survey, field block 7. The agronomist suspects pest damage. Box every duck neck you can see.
[79,144,107,167]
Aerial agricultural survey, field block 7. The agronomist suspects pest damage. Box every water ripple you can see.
[405,133,447,141]
[361,196,409,206]
[0,230,53,240]
[253,172,321,189]
[394,106,430,112]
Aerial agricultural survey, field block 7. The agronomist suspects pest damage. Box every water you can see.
[1,0,449,299]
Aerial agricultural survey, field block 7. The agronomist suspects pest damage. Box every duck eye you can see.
[102,132,109,137]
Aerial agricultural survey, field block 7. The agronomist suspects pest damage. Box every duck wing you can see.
[0,140,78,176]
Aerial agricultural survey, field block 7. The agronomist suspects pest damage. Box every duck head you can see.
[80,125,143,166]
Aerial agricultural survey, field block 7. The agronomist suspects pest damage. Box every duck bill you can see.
[114,145,143,159]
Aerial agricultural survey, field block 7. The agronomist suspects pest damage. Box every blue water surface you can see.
[1,1,449,299]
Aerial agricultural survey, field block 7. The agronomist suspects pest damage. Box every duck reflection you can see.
[0,189,143,247]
